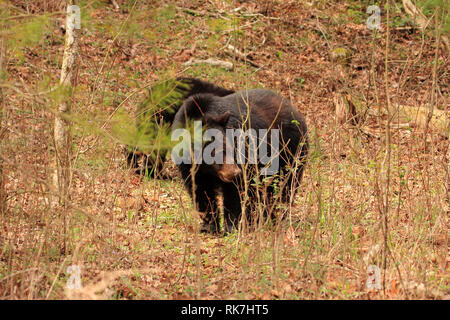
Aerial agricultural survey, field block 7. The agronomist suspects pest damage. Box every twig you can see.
[226,44,260,68]
[110,0,120,11]
[176,6,227,19]
[183,58,233,70]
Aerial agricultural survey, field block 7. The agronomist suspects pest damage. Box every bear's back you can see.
[221,89,304,131]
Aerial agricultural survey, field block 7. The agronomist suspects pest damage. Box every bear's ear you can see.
[213,111,231,125]
[204,111,230,126]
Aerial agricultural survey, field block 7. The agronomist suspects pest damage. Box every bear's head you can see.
[172,94,242,183]
[204,111,241,182]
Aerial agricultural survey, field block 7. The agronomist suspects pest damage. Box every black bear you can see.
[171,88,308,234]
[125,77,234,177]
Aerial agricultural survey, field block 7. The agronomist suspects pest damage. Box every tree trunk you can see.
[0,36,6,217]
[54,1,79,204]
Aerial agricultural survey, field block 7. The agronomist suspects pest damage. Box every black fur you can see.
[152,77,235,124]
[126,78,234,177]
[172,89,308,234]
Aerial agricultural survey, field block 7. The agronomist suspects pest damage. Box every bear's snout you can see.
[217,164,241,183]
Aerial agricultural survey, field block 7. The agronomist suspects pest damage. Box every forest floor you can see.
[0,0,448,299]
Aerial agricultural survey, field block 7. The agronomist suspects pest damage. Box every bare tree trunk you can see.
[54,1,79,254]
[54,0,79,204]
[0,36,6,217]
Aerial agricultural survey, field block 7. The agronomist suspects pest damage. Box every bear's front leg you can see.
[194,184,220,234]
[222,183,242,233]
[179,165,220,234]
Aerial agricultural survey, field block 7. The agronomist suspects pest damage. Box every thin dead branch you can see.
[226,44,260,68]
[183,58,233,70]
